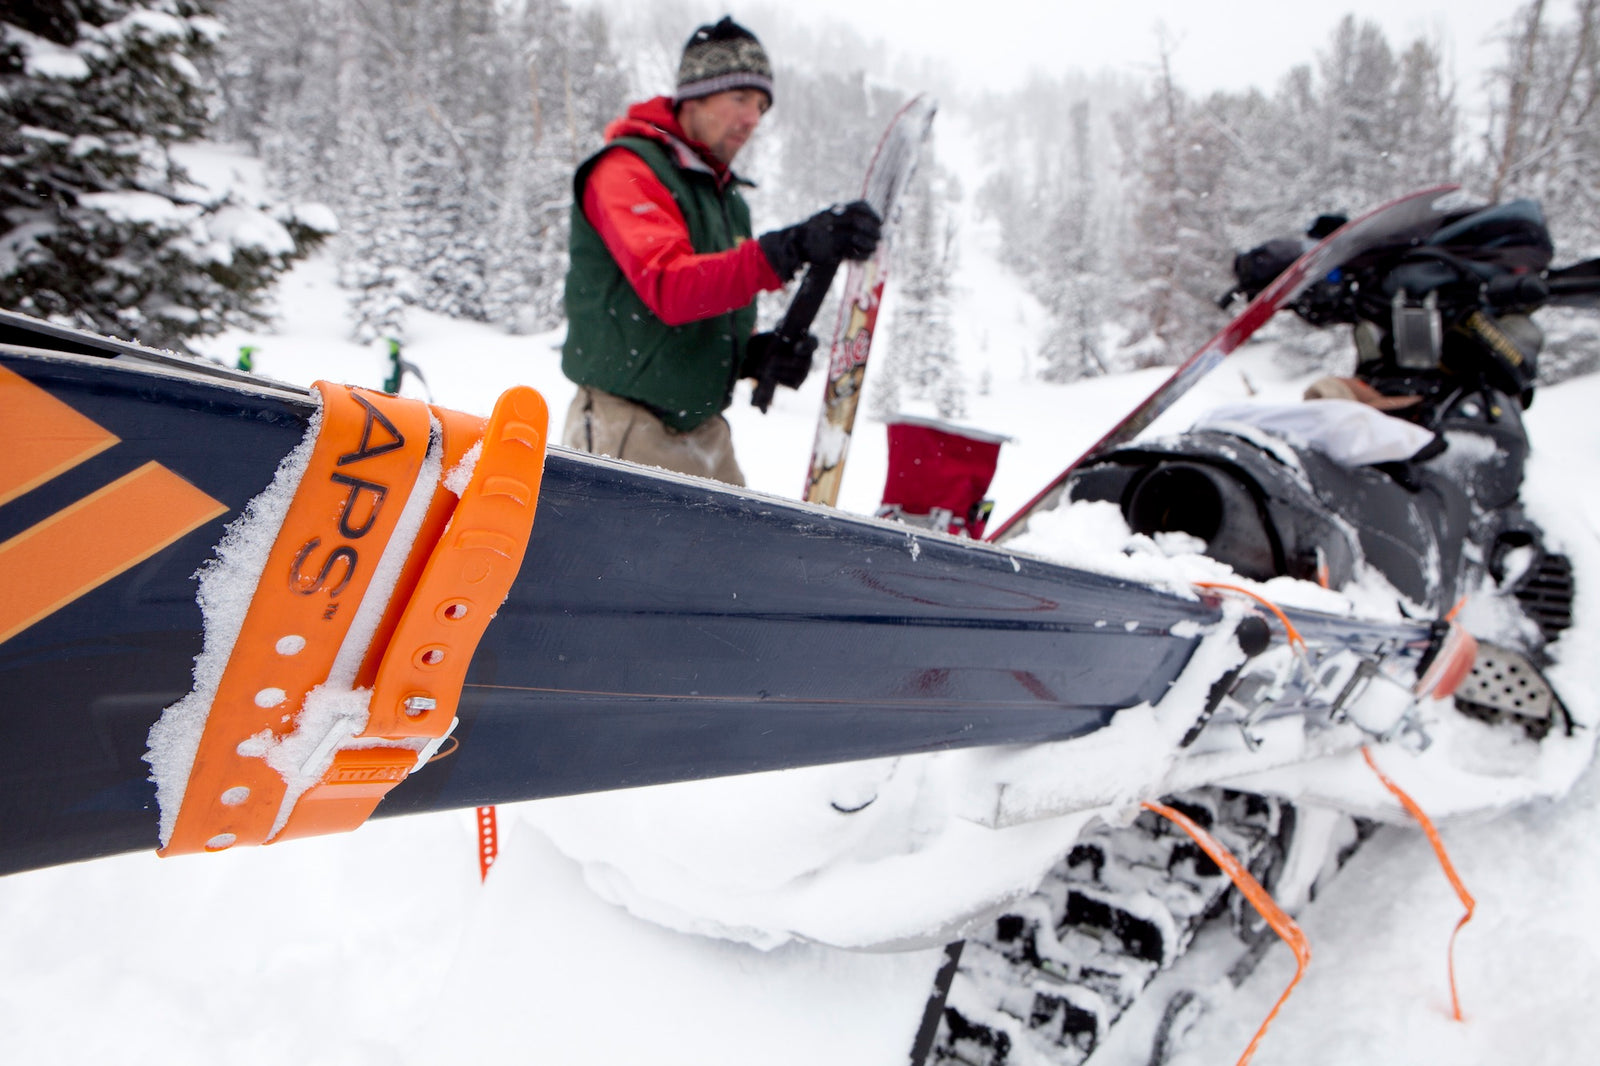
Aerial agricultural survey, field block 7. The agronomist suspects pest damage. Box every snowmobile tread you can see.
[926,788,1297,1066]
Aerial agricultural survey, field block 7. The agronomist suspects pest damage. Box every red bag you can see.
[877,415,1006,538]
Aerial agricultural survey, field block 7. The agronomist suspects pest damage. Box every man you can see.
[561,16,881,485]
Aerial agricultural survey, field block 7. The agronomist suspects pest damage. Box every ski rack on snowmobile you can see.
[1183,585,1479,757]
[159,382,549,856]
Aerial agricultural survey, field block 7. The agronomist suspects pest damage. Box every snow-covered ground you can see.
[4,154,1600,1064]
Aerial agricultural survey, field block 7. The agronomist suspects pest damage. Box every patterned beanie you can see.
[674,16,773,105]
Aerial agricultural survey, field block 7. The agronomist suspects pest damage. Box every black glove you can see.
[758,201,882,282]
[745,330,819,390]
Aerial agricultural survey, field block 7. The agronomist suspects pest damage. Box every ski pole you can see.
[752,256,839,413]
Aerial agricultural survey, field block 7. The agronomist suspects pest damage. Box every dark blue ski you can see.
[2,317,1218,875]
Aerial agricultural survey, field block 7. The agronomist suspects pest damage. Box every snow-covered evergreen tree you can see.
[1481,0,1600,384]
[1117,43,1233,365]
[873,155,964,421]
[338,113,411,345]
[956,72,1139,381]
[1106,17,1468,374]
[1483,0,1599,257]
[1036,100,1111,381]
[215,0,624,338]
[0,0,329,349]
[513,0,627,331]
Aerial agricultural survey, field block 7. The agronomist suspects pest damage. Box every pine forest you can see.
[2,0,1596,403]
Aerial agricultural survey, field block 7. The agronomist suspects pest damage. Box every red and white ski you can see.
[987,184,1468,542]
[803,94,937,507]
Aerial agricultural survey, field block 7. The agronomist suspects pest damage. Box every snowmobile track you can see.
[924,789,1365,1066]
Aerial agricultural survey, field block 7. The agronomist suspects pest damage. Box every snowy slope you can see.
[3,177,1599,1065]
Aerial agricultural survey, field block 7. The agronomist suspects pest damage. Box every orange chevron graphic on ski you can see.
[0,363,120,507]
[0,367,228,646]
[0,461,228,645]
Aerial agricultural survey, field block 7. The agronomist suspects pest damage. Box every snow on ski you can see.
[150,382,550,856]
[987,184,1468,542]
[803,94,937,507]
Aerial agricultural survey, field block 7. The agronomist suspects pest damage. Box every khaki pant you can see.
[562,386,746,487]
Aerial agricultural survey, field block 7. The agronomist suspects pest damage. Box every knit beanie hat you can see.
[674,16,773,105]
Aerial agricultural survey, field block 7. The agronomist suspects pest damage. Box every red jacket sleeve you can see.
[582,148,786,327]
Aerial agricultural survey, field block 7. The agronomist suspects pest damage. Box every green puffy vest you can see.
[562,136,759,433]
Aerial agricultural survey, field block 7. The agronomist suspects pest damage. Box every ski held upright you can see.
[803,94,938,507]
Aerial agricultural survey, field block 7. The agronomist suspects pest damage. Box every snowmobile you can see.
[913,197,1599,1065]
[1068,197,1582,733]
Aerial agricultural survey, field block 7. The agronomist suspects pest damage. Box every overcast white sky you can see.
[788,0,1515,96]
[602,1,1524,106]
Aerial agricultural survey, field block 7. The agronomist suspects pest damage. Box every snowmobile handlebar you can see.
[1295,251,1600,332]
[1542,258,1600,310]
[1224,200,1599,413]
[1228,199,1599,328]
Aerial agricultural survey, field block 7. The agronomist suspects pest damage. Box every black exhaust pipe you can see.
[1124,463,1282,582]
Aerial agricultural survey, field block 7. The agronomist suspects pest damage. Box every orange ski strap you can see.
[160,383,548,856]
[477,805,499,882]
[1143,800,1310,1066]
[1362,746,1476,1021]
